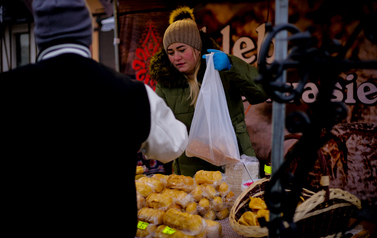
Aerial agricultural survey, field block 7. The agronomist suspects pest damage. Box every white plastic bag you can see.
[186,53,240,166]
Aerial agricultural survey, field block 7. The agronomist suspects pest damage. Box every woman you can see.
[150,7,268,177]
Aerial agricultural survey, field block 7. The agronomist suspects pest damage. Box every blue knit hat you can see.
[32,0,93,51]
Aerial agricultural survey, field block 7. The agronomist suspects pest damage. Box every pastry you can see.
[139,176,165,193]
[202,209,216,220]
[166,174,195,193]
[211,196,224,211]
[185,202,198,215]
[146,193,174,212]
[249,197,267,210]
[194,231,206,238]
[218,182,230,197]
[190,186,203,202]
[135,174,146,180]
[204,219,222,238]
[151,174,169,187]
[161,188,193,208]
[136,180,154,197]
[198,198,210,215]
[137,194,147,210]
[136,222,157,237]
[136,166,144,175]
[154,225,194,238]
[238,211,258,226]
[171,204,182,211]
[163,208,206,236]
[138,207,165,225]
[256,209,269,222]
[194,170,223,187]
[224,191,235,208]
[201,185,218,199]
[215,208,229,220]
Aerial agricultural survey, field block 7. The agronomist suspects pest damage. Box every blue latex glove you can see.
[202,49,231,71]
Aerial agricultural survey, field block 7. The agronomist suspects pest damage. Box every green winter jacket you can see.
[149,33,268,177]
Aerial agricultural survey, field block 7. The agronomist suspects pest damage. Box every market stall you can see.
[134,166,364,238]
[117,0,376,237]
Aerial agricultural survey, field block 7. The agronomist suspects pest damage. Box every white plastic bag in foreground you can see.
[186,52,240,166]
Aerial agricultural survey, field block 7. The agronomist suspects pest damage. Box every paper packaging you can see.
[225,155,260,197]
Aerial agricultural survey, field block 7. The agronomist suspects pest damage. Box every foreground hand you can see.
[203,49,231,71]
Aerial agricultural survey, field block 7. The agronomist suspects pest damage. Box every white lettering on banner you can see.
[233,36,256,64]
[344,74,357,104]
[292,74,377,105]
[330,73,377,105]
[301,82,319,104]
[212,23,376,106]
[256,23,275,64]
[220,23,274,64]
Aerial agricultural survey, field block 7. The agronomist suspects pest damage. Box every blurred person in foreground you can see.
[1,0,188,236]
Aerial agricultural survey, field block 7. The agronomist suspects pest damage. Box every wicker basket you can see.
[229,178,362,238]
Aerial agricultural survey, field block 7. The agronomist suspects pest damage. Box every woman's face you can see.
[167,43,200,76]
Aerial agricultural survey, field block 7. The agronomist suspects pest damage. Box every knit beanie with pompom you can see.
[163,6,202,52]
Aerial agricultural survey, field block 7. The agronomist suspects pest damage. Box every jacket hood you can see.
[149,31,219,88]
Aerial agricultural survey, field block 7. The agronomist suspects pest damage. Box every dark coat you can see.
[1,53,150,237]
[149,32,268,177]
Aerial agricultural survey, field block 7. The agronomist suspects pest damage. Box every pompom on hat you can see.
[163,6,202,52]
[32,0,93,51]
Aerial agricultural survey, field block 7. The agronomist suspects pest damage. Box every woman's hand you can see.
[203,49,231,71]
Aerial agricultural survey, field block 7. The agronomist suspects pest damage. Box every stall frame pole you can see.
[113,0,120,72]
[269,0,288,236]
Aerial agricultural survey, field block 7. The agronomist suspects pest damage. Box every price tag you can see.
[264,165,272,174]
[163,226,176,235]
[137,221,149,230]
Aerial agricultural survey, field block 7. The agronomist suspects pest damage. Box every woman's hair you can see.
[186,47,201,106]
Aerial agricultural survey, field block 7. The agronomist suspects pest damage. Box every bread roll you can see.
[198,198,210,215]
[136,222,157,237]
[215,208,229,220]
[191,185,217,201]
[204,219,222,238]
[163,209,206,236]
[161,188,194,208]
[146,193,174,211]
[224,191,235,208]
[137,194,147,210]
[139,177,165,193]
[136,180,154,197]
[135,174,146,180]
[194,231,206,238]
[218,182,230,197]
[211,196,224,211]
[151,174,169,187]
[185,202,198,215]
[136,166,144,175]
[138,207,165,225]
[171,203,182,212]
[166,174,195,193]
[201,185,218,199]
[202,209,216,220]
[190,186,203,202]
[194,170,222,187]
[154,225,194,238]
